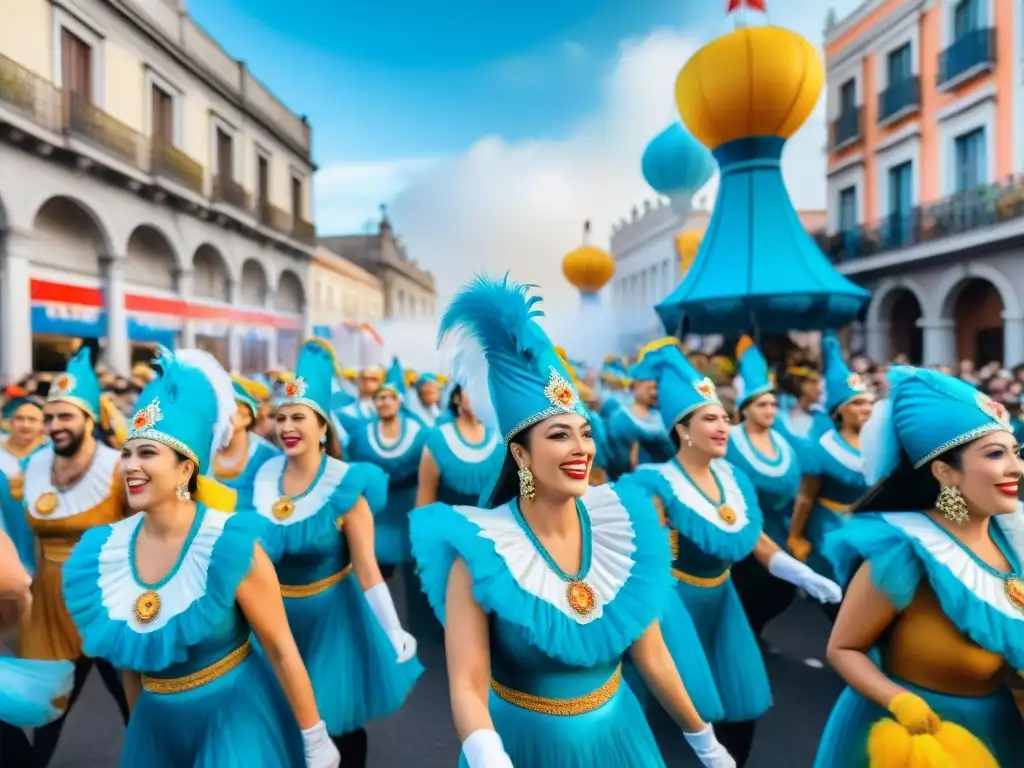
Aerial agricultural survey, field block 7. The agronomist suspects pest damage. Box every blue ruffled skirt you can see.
[813,679,1024,768]
[806,503,848,581]
[674,576,772,721]
[122,649,303,767]
[375,486,416,566]
[284,572,422,735]
[458,684,666,767]
[0,658,73,727]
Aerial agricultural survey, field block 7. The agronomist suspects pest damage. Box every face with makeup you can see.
[742,393,778,430]
[275,404,326,458]
[509,413,594,500]
[121,439,195,512]
[675,404,731,459]
[9,403,44,445]
[837,395,874,431]
[373,389,401,420]
[932,431,1022,517]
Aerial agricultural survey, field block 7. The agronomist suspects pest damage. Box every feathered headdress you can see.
[438,273,585,443]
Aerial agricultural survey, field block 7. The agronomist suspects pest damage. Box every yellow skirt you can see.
[20,540,83,661]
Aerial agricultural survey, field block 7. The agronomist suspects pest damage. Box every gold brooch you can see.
[51,373,77,398]
[272,497,295,520]
[718,504,737,524]
[134,591,161,623]
[282,377,308,399]
[9,476,23,501]
[130,399,164,433]
[1005,578,1024,612]
[694,377,717,400]
[566,580,596,616]
[543,368,579,412]
[976,392,1010,426]
[35,491,58,516]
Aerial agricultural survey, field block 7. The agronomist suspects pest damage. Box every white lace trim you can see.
[819,429,864,474]
[365,418,422,459]
[439,423,498,463]
[24,445,120,521]
[637,459,750,533]
[730,427,793,478]
[882,509,1024,622]
[252,455,349,526]
[454,484,634,624]
[97,509,231,633]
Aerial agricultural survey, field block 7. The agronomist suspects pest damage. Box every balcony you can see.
[878,76,920,124]
[65,92,146,170]
[212,175,250,212]
[292,217,315,245]
[937,28,995,89]
[151,137,204,194]
[814,175,1024,264]
[830,107,861,149]
[259,202,292,235]
[0,52,62,132]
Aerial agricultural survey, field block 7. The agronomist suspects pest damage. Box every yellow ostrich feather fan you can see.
[867,718,998,768]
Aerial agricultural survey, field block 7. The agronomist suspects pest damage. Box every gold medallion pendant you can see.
[134,591,161,623]
[1005,578,1024,612]
[566,580,596,616]
[8,476,23,502]
[718,504,737,525]
[35,491,59,516]
[272,497,295,520]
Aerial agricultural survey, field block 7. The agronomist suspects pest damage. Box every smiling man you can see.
[19,347,129,766]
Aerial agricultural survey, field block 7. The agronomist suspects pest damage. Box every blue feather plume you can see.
[861,365,915,485]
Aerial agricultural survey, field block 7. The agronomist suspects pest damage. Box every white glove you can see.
[768,551,842,604]
[684,723,736,768]
[301,720,340,768]
[462,729,514,768]
[364,582,419,662]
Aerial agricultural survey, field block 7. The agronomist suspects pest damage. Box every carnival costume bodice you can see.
[606,407,673,478]
[213,433,280,508]
[349,417,426,488]
[804,429,868,513]
[775,406,830,449]
[726,426,800,545]
[424,421,502,505]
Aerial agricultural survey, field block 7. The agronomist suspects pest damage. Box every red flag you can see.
[727,0,766,12]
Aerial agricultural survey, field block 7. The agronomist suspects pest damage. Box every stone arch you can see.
[865,277,932,326]
[31,195,113,277]
[936,264,1013,365]
[239,258,269,306]
[191,243,232,302]
[936,263,1020,320]
[275,269,305,313]
[126,224,178,291]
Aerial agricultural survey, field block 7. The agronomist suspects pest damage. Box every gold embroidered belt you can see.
[672,568,730,588]
[818,498,852,515]
[490,664,621,716]
[40,538,78,564]
[279,565,353,598]
[141,639,251,694]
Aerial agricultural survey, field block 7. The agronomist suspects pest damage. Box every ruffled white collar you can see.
[252,455,349,526]
[24,445,120,521]
[819,429,863,474]
[365,418,422,458]
[0,448,20,479]
[456,484,634,625]
[730,427,793,478]
[640,459,752,534]
[439,422,497,463]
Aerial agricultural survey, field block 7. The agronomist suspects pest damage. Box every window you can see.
[256,152,270,218]
[887,162,913,246]
[838,186,857,232]
[953,127,986,192]
[61,28,92,101]
[953,0,980,38]
[291,176,303,222]
[151,84,173,143]
[215,127,234,180]
[839,79,856,113]
[887,43,912,85]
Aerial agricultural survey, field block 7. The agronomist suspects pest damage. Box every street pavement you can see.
[25,581,842,767]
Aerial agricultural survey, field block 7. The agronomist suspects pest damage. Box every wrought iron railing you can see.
[937,28,995,87]
[830,106,861,148]
[0,52,62,132]
[65,91,145,169]
[212,175,250,211]
[151,137,204,194]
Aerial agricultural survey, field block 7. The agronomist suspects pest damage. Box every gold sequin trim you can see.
[490,664,621,715]
[818,498,852,515]
[672,568,730,588]
[39,538,78,564]
[141,639,251,694]
[279,565,353,598]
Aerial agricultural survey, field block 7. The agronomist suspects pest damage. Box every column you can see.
[863,320,891,362]
[103,257,131,374]
[2,230,34,380]
[919,319,956,367]
[266,328,279,370]
[176,268,196,348]
[227,279,242,373]
[1003,314,1024,368]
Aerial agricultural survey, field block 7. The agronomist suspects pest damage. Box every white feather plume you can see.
[174,348,237,460]
[439,328,497,431]
[860,395,897,486]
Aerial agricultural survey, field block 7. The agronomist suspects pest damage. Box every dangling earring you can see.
[176,482,191,502]
[518,465,536,502]
[683,433,692,448]
[937,485,969,524]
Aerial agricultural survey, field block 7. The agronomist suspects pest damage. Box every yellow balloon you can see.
[562,245,615,294]
[675,26,824,150]
[675,230,703,276]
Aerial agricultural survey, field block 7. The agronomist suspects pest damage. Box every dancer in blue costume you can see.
[61,347,340,768]
[0,387,46,572]
[336,365,384,434]
[788,334,873,593]
[411,275,736,768]
[212,377,280,509]
[348,360,427,570]
[622,344,841,767]
[252,339,421,768]
[726,337,802,642]
[774,362,830,450]
[406,372,444,426]
[813,367,1024,767]
[597,356,629,419]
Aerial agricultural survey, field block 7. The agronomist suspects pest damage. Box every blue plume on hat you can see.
[822,332,868,414]
[231,380,258,417]
[48,347,101,420]
[438,273,585,443]
[735,335,773,408]
[628,337,679,381]
[379,358,407,399]
[277,339,336,423]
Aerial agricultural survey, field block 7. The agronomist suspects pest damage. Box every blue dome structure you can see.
[641,122,716,198]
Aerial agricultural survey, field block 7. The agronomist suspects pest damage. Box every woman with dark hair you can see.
[787,334,873,588]
[623,343,841,766]
[773,360,830,451]
[0,387,46,570]
[212,376,280,510]
[250,340,421,768]
[813,366,1024,766]
[725,337,802,641]
[410,275,735,768]
[61,348,338,766]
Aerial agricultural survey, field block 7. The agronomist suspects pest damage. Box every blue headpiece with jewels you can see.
[735,335,774,409]
[231,379,259,419]
[628,338,679,382]
[47,347,102,421]
[378,358,407,399]
[822,332,868,414]
[277,339,336,423]
[128,348,238,509]
[643,344,721,429]
[862,366,1014,485]
[438,273,586,444]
